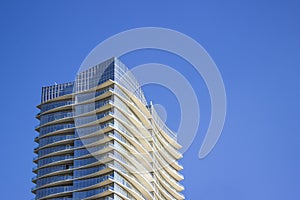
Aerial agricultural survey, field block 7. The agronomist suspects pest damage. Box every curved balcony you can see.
[75,87,114,106]
[154,126,182,159]
[75,122,114,139]
[113,142,152,174]
[36,155,73,171]
[74,111,113,128]
[155,171,184,199]
[73,174,114,192]
[34,146,74,163]
[108,160,153,199]
[40,101,73,115]
[113,115,152,152]
[112,134,153,173]
[154,150,184,181]
[37,135,74,150]
[38,112,74,128]
[75,132,113,149]
[73,153,113,170]
[72,185,113,200]
[112,100,152,141]
[74,165,108,179]
[155,180,176,200]
[112,175,145,200]
[157,164,184,191]
[36,124,75,141]
[153,136,183,171]
[32,175,73,192]
[73,99,113,118]
[33,165,74,183]
[113,89,152,128]
[36,185,73,200]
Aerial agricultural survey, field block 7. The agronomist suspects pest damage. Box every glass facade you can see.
[33,57,184,200]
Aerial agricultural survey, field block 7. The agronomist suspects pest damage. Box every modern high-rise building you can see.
[32,57,184,200]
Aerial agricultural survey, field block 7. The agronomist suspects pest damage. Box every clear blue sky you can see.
[0,0,299,199]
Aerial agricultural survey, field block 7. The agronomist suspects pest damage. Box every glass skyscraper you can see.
[32,57,184,200]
